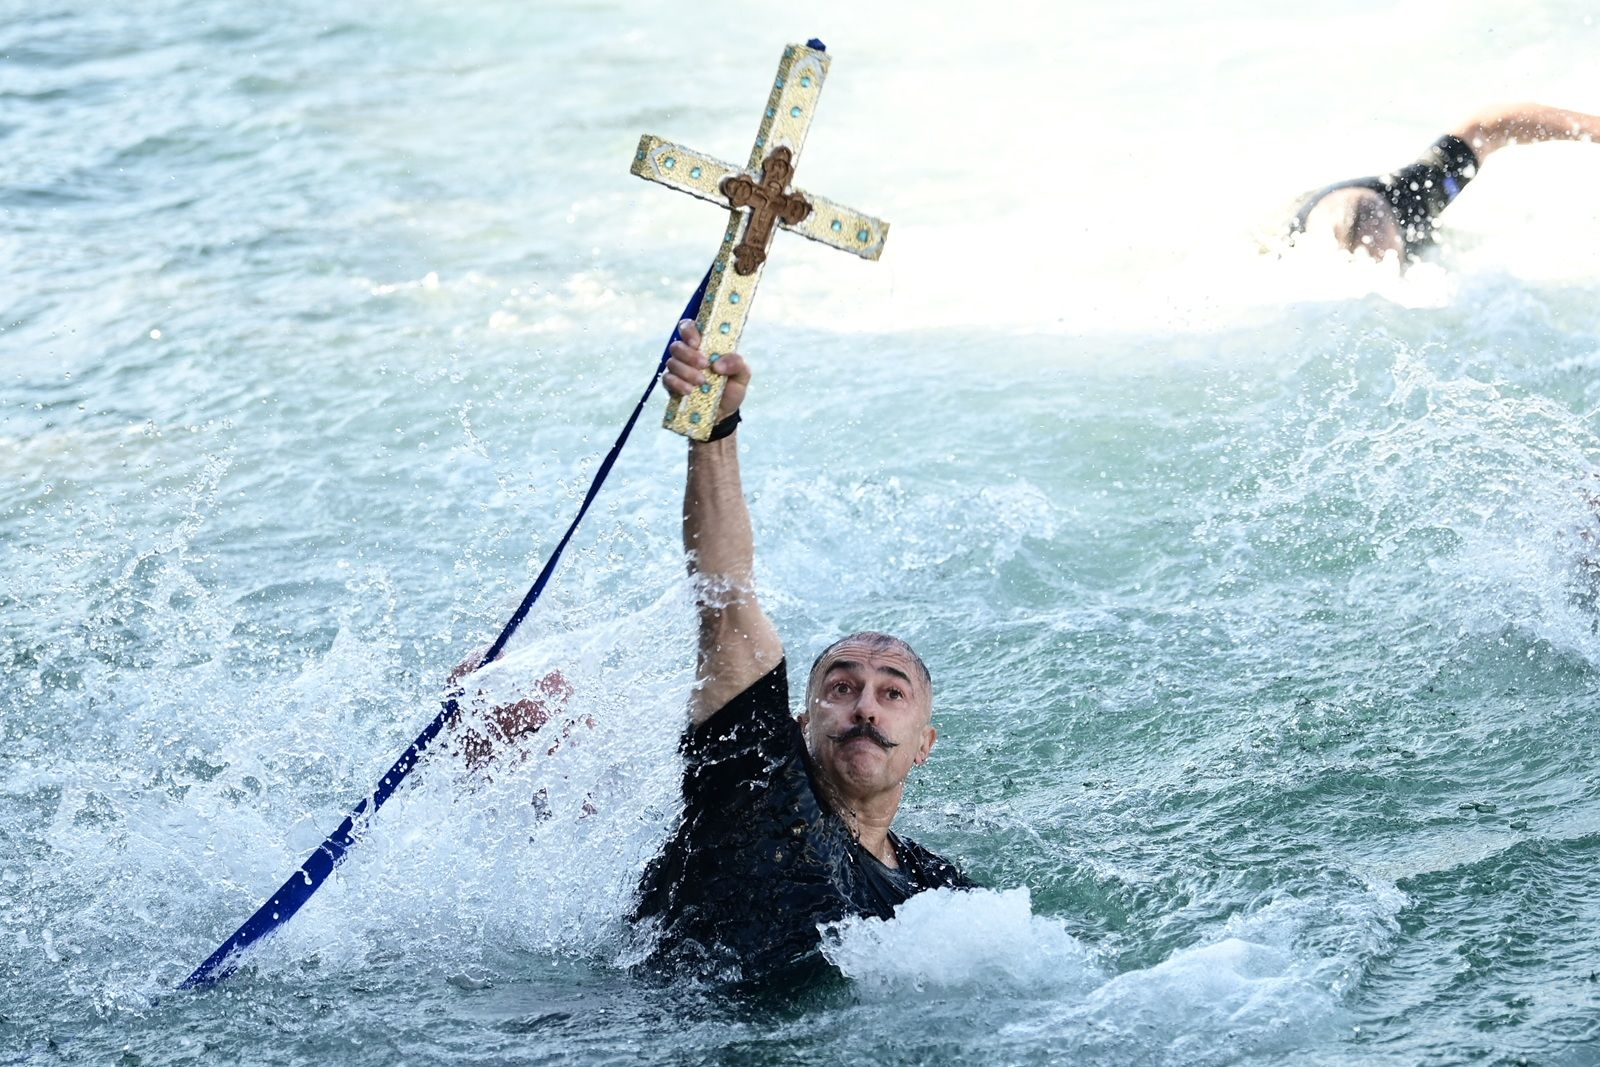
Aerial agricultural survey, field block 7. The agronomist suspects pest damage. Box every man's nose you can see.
[851,691,879,720]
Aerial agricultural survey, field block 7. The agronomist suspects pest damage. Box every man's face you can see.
[798,638,936,809]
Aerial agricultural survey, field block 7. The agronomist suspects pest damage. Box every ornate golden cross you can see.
[630,41,890,439]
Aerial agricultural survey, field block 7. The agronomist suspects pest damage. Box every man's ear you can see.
[913,725,937,766]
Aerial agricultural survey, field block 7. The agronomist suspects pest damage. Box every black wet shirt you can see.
[1290,133,1480,256]
[631,661,973,983]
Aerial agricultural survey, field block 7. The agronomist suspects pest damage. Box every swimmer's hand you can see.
[662,320,749,422]
[447,652,578,771]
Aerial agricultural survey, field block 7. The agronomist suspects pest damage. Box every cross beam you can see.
[630,42,890,439]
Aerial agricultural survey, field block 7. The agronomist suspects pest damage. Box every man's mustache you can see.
[828,723,899,750]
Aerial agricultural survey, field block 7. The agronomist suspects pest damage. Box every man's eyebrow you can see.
[825,660,913,686]
[874,664,914,686]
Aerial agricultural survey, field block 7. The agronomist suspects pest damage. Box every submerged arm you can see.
[446,653,575,771]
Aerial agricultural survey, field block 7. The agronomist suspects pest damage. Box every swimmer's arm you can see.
[664,321,784,726]
[445,653,573,770]
[1451,103,1600,160]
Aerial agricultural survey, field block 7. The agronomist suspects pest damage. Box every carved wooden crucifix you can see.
[630,41,890,439]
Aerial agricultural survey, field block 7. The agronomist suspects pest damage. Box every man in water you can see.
[1289,102,1600,261]
[628,322,974,983]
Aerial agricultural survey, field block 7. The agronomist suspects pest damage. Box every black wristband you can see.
[705,409,741,441]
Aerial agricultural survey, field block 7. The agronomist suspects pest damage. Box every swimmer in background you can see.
[1288,103,1600,262]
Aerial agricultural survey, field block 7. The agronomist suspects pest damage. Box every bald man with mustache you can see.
[629,321,975,984]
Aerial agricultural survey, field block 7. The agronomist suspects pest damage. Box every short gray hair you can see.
[804,631,933,711]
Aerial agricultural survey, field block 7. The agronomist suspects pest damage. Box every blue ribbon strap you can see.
[181,268,714,989]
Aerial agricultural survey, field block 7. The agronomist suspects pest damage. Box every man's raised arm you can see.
[662,321,784,725]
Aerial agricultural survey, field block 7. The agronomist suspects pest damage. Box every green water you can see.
[5,2,1600,1064]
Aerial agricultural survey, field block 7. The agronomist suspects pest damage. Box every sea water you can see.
[5,1,1600,1063]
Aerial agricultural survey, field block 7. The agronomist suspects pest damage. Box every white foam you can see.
[236,587,699,974]
[821,886,1354,1063]
[821,887,1101,994]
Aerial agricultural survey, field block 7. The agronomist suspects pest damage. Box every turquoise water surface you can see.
[5,2,1600,1063]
